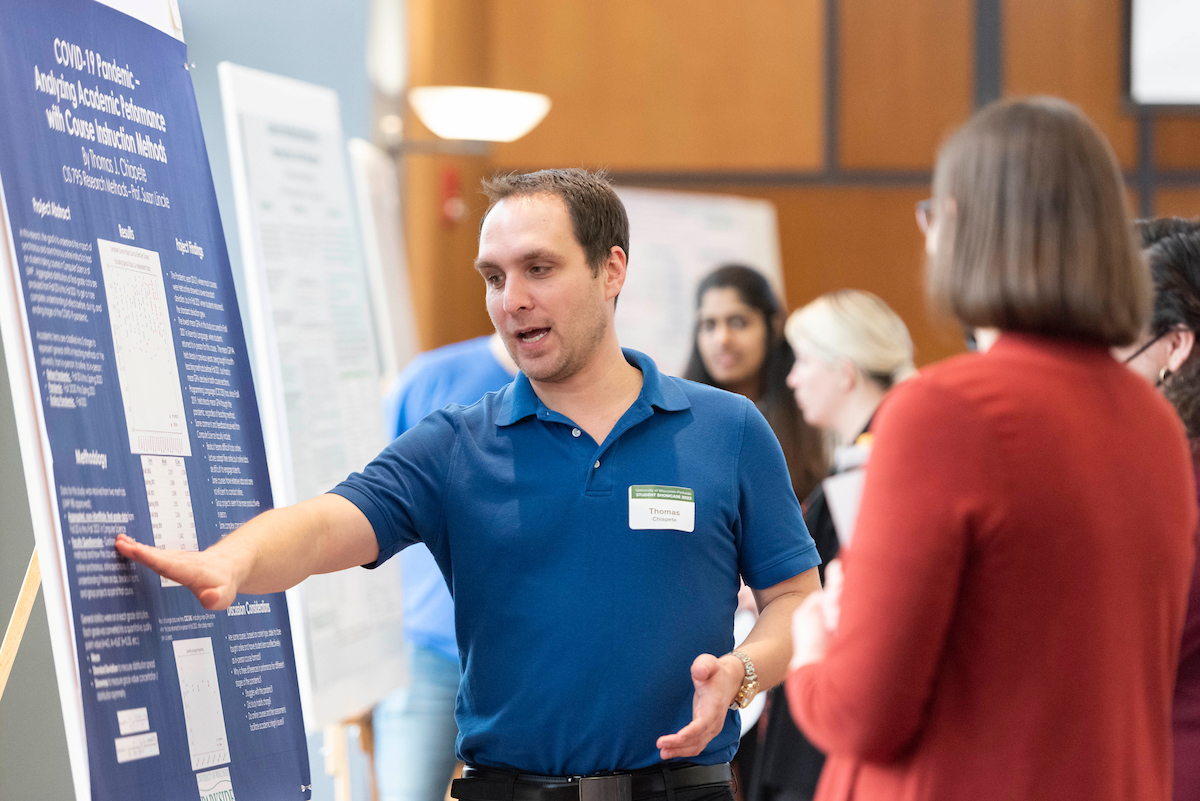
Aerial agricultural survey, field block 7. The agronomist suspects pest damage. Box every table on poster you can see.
[0,1,310,799]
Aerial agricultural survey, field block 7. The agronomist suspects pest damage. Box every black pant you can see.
[458,786,736,801]
[453,771,734,801]
[644,786,735,801]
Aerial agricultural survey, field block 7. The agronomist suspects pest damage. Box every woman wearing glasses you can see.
[1114,218,1200,801]
[785,98,1197,801]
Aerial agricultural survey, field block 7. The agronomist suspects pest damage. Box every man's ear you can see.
[1167,328,1196,373]
[603,246,628,302]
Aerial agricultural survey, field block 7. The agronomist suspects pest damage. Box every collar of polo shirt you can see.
[495,348,691,427]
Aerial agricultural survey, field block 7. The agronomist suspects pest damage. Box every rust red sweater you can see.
[786,334,1197,801]
[1173,441,1200,800]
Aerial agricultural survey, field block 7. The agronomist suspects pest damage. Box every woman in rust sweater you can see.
[784,97,1198,801]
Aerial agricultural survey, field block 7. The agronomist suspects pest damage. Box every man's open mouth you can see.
[517,327,550,344]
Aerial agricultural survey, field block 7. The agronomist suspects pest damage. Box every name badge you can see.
[629,485,695,532]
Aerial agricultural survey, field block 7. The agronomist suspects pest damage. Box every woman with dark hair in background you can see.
[786,97,1197,801]
[685,264,827,506]
[1114,217,1200,801]
[684,265,828,800]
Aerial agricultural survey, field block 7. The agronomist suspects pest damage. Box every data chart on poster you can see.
[98,239,190,457]
[114,731,161,765]
[142,455,198,587]
[173,637,231,771]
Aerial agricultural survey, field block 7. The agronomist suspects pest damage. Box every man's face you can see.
[475,194,616,383]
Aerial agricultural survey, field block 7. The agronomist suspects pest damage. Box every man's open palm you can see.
[656,653,743,760]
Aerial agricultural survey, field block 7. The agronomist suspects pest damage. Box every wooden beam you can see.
[0,549,40,703]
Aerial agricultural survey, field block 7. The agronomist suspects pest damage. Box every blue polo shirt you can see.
[331,349,818,775]
[383,336,515,661]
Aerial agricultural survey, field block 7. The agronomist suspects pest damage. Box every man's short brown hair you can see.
[926,97,1149,346]
[481,168,630,275]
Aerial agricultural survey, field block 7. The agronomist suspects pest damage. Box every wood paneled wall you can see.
[402,0,494,349]
[1158,190,1200,220]
[1004,0,1137,167]
[839,0,974,169]
[488,1,825,172]
[1157,120,1200,171]
[399,0,1200,360]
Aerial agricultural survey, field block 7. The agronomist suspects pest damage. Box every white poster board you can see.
[613,187,785,376]
[347,138,419,386]
[220,63,406,730]
[1130,0,1200,105]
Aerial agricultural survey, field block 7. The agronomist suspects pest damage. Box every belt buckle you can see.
[578,775,631,801]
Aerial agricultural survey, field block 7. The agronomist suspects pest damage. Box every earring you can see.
[1159,366,1173,387]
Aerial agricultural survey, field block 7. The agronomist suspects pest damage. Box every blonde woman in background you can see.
[744,290,914,801]
[785,291,916,452]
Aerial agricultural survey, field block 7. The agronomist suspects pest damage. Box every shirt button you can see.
[572,428,581,437]
[594,460,601,468]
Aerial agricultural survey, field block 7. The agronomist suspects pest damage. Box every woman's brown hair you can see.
[926,97,1149,346]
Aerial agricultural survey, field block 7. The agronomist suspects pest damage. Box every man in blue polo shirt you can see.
[117,168,821,801]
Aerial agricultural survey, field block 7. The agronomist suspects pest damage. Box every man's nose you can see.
[502,276,532,314]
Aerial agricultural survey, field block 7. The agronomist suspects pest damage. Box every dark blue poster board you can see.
[0,1,311,799]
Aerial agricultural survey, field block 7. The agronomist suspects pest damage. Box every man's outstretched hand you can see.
[656,653,744,760]
[115,533,242,610]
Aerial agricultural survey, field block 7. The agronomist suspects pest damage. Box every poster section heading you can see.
[34,37,167,209]
[0,1,310,800]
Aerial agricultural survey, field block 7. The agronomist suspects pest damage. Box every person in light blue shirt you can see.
[117,168,820,801]
[374,334,516,801]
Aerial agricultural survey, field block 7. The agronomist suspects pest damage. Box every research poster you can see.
[221,64,406,729]
[614,187,785,376]
[348,137,420,386]
[0,1,311,799]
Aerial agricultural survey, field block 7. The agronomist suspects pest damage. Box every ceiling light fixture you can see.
[408,86,551,143]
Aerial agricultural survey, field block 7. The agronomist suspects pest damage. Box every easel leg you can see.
[353,710,378,801]
[325,722,352,801]
[0,548,40,703]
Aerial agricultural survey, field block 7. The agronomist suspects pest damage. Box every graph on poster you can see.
[98,239,190,456]
[173,637,231,771]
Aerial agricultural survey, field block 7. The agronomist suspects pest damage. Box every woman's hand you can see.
[821,559,844,631]
[789,558,844,669]
[736,581,758,615]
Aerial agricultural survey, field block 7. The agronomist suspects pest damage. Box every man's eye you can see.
[485,274,502,287]
[530,264,549,275]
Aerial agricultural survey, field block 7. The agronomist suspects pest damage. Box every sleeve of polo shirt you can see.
[328,408,458,568]
[736,399,821,589]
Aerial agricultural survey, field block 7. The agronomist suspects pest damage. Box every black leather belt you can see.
[452,762,733,801]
